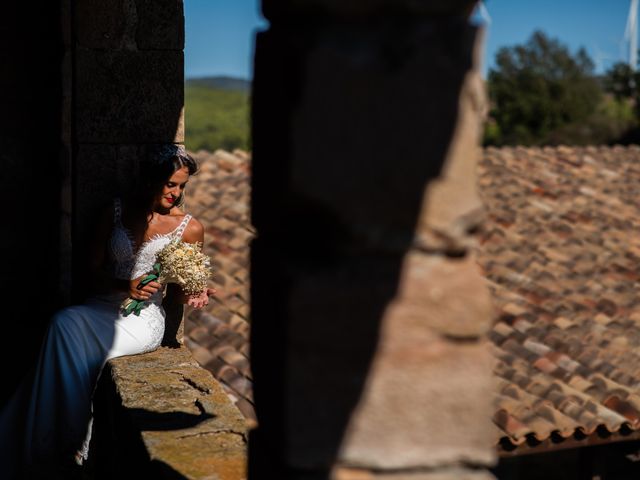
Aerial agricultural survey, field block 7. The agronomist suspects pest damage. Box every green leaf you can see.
[141,274,158,285]
[124,301,136,315]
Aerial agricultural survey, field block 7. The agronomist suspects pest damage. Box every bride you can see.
[0,144,215,479]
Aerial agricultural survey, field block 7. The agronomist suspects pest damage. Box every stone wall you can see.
[71,0,185,308]
[0,1,65,400]
[2,2,498,478]
[250,1,496,478]
[0,3,187,390]
[89,347,247,479]
[1,3,245,477]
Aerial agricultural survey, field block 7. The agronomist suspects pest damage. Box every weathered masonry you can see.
[1,1,496,479]
[249,1,496,479]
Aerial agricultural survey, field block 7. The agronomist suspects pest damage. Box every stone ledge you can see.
[91,346,247,479]
[333,467,495,480]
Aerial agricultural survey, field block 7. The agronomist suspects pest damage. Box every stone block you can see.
[135,0,185,50]
[417,30,488,252]
[96,346,247,479]
[279,254,493,469]
[76,0,131,49]
[335,336,496,470]
[74,144,118,241]
[76,0,184,50]
[250,11,493,479]
[74,144,141,216]
[75,48,183,143]
[284,261,496,468]
[252,19,479,253]
[384,251,494,338]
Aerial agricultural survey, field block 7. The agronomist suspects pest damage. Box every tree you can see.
[603,62,636,101]
[486,30,602,146]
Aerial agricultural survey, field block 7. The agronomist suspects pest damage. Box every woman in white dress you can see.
[0,144,214,479]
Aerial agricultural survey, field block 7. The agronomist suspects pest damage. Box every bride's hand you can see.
[187,288,216,309]
[129,276,162,301]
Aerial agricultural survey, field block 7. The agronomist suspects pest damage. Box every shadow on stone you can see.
[128,407,216,431]
[249,9,478,477]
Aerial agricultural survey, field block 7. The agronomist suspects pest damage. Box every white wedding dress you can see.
[0,199,192,478]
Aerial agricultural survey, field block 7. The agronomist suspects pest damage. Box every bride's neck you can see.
[151,202,171,216]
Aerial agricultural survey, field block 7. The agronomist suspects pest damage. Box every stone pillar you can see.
[0,2,65,398]
[72,0,186,342]
[250,1,496,478]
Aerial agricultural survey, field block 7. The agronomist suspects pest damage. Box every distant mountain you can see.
[185,76,250,152]
[185,75,251,92]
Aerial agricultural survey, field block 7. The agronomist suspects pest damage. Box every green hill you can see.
[184,76,250,152]
[187,76,250,92]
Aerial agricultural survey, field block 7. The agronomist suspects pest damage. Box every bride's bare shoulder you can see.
[182,215,204,243]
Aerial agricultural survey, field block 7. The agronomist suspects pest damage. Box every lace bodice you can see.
[107,198,192,281]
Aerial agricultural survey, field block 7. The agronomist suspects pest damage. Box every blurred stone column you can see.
[0,2,65,397]
[250,1,496,479]
[72,0,186,341]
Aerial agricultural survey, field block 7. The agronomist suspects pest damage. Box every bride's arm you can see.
[173,216,216,308]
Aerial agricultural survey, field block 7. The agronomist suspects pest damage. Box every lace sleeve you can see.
[130,235,172,279]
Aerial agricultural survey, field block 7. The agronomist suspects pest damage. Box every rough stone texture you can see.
[250,3,495,477]
[417,30,488,255]
[383,252,494,339]
[74,144,119,211]
[76,0,132,49]
[135,0,185,50]
[331,26,495,470]
[281,252,495,469]
[275,22,479,251]
[76,0,184,50]
[338,337,495,468]
[75,48,184,143]
[93,346,247,479]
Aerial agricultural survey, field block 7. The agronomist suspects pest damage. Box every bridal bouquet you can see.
[121,240,212,316]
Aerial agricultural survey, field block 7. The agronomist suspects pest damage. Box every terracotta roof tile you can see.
[183,149,255,424]
[478,145,640,452]
[185,144,640,444]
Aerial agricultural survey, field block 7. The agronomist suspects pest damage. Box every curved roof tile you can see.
[478,145,640,452]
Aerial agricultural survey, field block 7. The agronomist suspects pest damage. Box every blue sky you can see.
[184,0,637,79]
[184,0,267,79]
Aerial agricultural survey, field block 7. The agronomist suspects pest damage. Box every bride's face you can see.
[156,165,190,210]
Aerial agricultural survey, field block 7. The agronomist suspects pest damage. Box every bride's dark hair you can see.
[137,147,198,209]
[126,145,199,234]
